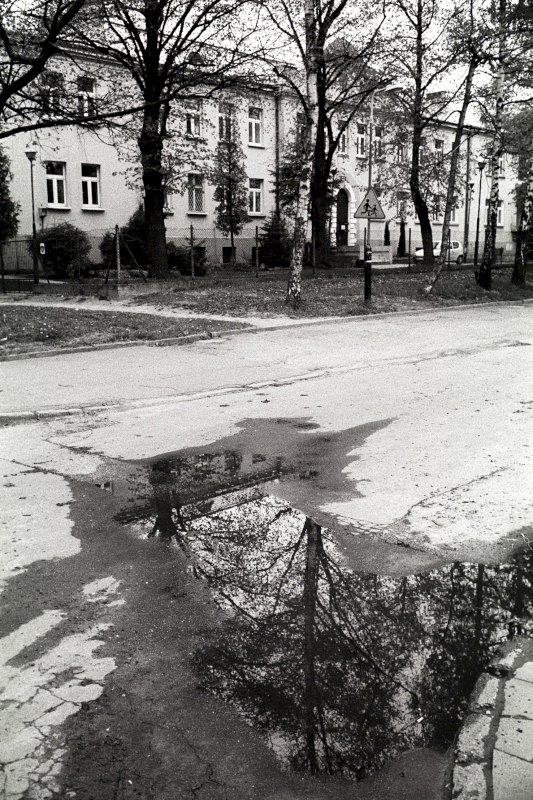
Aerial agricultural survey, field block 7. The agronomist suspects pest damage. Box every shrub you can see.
[100,206,147,269]
[167,241,207,275]
[30,223,91,278]
[259,212,292,270]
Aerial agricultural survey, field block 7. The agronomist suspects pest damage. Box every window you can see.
[249,178,263,214]
[419,136,427,164]
[81,164,100,207]
[248,107,263,145]
[355,123,365,156]
[186,101,201,136]
[374,126,383,157]
[338,120,348,154]
[187,173,204,212]
[40,72,64,115]
[398,142,408,163]
[77,76,96,117]
[486,154,505,177]
[486,199,503,226]
[222,246,236,263]
[432,193,443,221]
[46,162,67,206]
[219,103,232,140]
[434,138,444,160]
[450,204,457,223]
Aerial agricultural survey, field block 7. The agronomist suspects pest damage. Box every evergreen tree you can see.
[0,147,19,241]
[212,105,249,263]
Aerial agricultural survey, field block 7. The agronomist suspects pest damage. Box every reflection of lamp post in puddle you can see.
[473,160,486,267]
[24,143,39,285]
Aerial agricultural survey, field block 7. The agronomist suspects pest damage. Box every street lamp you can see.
[473,160,485,267]
[24,143,39,285]
[464,181,475,259]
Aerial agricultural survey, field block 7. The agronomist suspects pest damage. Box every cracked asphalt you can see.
[0,300,532,799]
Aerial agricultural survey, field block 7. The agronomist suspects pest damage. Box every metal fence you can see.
[0,226,265,280]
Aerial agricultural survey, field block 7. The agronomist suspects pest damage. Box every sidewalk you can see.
[450,637,533,800]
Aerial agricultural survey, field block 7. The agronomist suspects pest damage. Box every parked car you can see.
[413,240,464,264]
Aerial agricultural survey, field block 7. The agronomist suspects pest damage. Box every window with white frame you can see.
[434,138,444,160]
[218,102,232,140]
[419,136,427,164]
[398,141,408,163]
[186,101,201,136]
[188,173,204,212]
[81,164,100,207]
[46,162,67,206]
[355,123,365,156]
[77,76,96,117]
[248,107,263,145]
[486,154,505,177]
[338,120,348,154]
[40,71,64,115]
[249,178,263,214]
[486,199,503,225]
[374,126,383,157]
[450,204,457,223]
[432,193,443,221]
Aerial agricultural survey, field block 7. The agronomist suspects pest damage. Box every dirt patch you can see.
[130,267,533,318]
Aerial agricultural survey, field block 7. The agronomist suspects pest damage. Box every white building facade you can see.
[2,55,518,270]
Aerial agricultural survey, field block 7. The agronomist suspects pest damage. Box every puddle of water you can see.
[110,441,533,784]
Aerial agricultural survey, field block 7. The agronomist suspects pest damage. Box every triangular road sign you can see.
[354,188,385,220]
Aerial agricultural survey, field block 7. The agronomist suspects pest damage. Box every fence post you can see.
[447,227,451,270]
[0,243,5,294]
[255,226,259,278]
[190,225,195,279]
[408,228,412,271]
[115,225,121,285]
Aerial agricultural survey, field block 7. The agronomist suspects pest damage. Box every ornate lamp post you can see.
[24,143,39,285]
[473,160,485,267]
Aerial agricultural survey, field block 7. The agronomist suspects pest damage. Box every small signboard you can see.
[354,188,385,220]
[39,243,46,255]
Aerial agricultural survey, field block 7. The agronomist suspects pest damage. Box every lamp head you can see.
[478,160,486,172]
[25,143,38,162]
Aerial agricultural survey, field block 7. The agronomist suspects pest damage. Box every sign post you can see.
[354,188,385,301]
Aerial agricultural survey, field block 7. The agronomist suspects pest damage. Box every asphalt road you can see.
[0,301,532,800]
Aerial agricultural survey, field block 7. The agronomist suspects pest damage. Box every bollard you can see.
[364,244,372,302]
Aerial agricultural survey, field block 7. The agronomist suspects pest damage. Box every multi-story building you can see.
[2,54,518,270]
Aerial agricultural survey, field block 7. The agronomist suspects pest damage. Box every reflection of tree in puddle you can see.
[185,504,533,780]
[122,457,533,781]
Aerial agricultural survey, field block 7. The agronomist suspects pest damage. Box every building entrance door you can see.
[336,190,349,247]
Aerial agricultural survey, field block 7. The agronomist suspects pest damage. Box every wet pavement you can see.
[1,302,532,799]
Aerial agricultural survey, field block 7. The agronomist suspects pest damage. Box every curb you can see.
[1,298,532,363]
[447,636,533,800]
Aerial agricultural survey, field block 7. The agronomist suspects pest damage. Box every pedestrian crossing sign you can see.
[354,188,385,219]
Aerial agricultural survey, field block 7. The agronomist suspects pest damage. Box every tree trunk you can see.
[311,99,331,269]
[410,0,433,265]
[286,0,318,307]
[512,161,533,285]
[426,56,478,293]
[478,0,506,290]
[137,0,169,280]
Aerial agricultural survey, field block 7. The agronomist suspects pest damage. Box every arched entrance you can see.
[336,189,349,248]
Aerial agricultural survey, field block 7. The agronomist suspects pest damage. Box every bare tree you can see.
[71,0,260,278]
[261,0,384,305]
[0,0,91,129]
